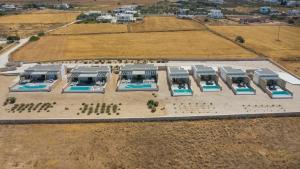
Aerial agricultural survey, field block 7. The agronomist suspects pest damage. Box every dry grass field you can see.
[209,26,300,59]
[0,117,299,169]
[12,31,256,62]
[128,16,205,32]
[0,23,64,38]
[0,12,79,37]
[0,13,79,24]
[209,25,300,76]
[50,23,128,35]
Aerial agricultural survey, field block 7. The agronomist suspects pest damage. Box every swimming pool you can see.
[236,87,254,92]
[65,86,93,92]
[272,91,291,95]
[118,83,158,91]
[18,84,47,90]
[125,83,152,89]
[202,84,221,91]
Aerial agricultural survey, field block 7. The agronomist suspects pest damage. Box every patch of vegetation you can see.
[235,36,245,43]
[29,36,40,42]
[37,32,45,36]
[147,100,159,113]
[78,103,121,115]
[3,97,16,106]
[7,102,55,113]
[7,36,20,43]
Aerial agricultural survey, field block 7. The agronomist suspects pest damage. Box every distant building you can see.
[1,4,17,11]
[96,14,114,23]
[264,0,280,4]
[208,0,224,4]
[84,11,102,16]
[116,13,135,23]
[178,8,190,15]
[114,5,138,14]
[288,9,300,16]
[259,6,271,14]
[208,9,223,19]
[54,3,70,10]
[287,1,300,7]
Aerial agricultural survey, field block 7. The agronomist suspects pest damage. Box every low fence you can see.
[0,111,299,125]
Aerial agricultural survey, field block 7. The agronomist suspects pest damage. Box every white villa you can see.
[253,68,292,99]
[10,64,64,92]
[192,65,221,92]
[116,13,135,23]
[219,66,255,95]
[208,9,223,19]
[118,64,158,91]
[63,66,110,93]
[167,66,193,96]
[96,14,114,23]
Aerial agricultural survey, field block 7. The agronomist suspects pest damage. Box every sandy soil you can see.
[209,26,300,59]
[12,31,256,62]
[0,23,65,38]
[0,117,299,169]
[128,16,205,32]
[50,23,128,35]
[0,13,80,24]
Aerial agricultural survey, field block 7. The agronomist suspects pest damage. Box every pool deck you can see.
[0,60,299,122]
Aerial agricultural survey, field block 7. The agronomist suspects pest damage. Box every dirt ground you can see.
[0,13,80,24]
[0,23,64,38]
[12,31,256,62]
[0,12,80,38]
[0,117,299,169]
[50,23,128,35]
[128,16,205,32]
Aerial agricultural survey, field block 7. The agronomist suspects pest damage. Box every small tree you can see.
[37,32,45,36]
[288,19,295,24]
[235,36,245,43]
[29,36,40,42]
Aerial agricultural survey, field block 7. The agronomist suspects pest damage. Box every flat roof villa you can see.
[9,64,64,92]
[192,65,221,92]
[118,64,158,91]
[167,66,193,96]
[63,66,110,93]
[219,66,255,95]
[253,68,293,99]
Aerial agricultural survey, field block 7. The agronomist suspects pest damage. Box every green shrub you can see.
[29,36,40,42]
[37,32,45,36]
[7,36,20,41]
[235,36,245,43]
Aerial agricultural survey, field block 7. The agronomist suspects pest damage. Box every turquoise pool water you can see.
[203,85,220,89]
[18,84,48,90]
[125,83,152,89]
[68,86,92,91]
[272,91,290,95]
[174,89,192,93]
[236,87,254,92]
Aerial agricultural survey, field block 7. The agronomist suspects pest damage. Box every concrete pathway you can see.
[0,38,29,68]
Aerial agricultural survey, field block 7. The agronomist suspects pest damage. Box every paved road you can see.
[0,20,78,68]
